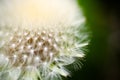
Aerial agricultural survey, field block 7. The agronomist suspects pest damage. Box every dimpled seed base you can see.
[1,28,64,68]
[0,25,87,79]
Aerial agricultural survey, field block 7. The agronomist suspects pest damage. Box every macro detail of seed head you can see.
[0,0,89,80]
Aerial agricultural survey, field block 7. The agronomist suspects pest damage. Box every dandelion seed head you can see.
[0,0,88,80]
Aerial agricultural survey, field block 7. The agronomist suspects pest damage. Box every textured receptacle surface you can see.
[0,25,87,80]
[3,29,60,67]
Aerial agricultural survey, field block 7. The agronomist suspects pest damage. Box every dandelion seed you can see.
[38,42,42,46]
[13,55,17,59]
[30,49,34,55]
[23,55,28,60]
[44,47,48,52]
[27,45,32,49]
[11,44,16,48]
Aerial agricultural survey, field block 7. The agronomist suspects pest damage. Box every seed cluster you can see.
[2,29,62,67]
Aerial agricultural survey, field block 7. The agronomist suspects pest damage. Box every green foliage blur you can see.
[67,0,110,80]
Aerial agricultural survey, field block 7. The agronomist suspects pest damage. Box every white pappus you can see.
[0,0,89,80]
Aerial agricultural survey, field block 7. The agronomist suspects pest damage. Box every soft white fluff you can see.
[0,0,87,80]
[0,0,83,29]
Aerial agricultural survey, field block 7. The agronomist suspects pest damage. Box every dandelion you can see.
[0,0,89,80]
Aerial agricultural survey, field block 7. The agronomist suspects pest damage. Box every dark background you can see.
[68,0,120,80]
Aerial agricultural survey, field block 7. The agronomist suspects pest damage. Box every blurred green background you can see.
[67,0,120,80]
